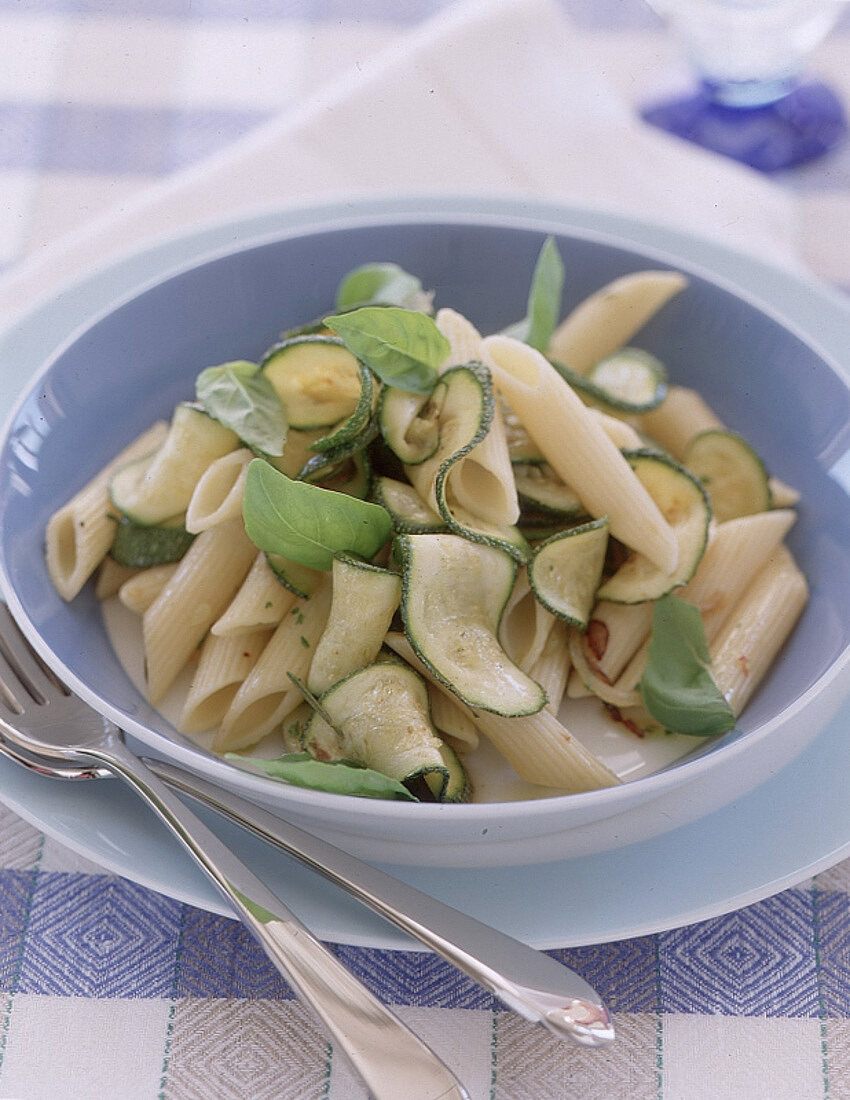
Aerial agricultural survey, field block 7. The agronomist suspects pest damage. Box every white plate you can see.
[0,197,848,944]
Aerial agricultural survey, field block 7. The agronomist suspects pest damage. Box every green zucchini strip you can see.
[302,660,470,802]
[528,517,610,629]
[596,451,710,604]
[397,532,546,717]
[308,555,402,694]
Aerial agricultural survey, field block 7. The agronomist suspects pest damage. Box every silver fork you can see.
[0,729,616,1047]
[0,605,469,1100]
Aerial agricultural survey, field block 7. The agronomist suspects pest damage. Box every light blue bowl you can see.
[2,203,850,866]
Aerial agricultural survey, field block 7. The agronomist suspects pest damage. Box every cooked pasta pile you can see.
[44,255,808,803]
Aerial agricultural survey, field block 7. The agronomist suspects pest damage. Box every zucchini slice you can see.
[528,517,610,629]
[586,348,667,412]
[301,661,470,802]
[308,555,402,694]
[378,386,441,465]
[513,462,583,518]
[260,336,364,429]
[371,476,447,534]
[551,353,666,415]
[309,361,377,453]
[683,429,771,522]
[109,516,195,568]
[109,403,238,525]
[596,450,710,604]
[397,532,546,716]
[406,362,529,561]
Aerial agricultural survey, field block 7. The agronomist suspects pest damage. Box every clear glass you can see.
[642,0,848,169]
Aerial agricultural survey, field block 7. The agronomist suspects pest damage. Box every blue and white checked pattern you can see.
[0,2,849,1097]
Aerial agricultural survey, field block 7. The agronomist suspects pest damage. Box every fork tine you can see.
[0,604,68,706]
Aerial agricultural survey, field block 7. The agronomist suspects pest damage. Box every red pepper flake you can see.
[604,703,646,738]
[586,619,609,662]
[737,654,750,678]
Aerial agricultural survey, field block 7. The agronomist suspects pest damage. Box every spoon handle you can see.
[147,757,614,1048]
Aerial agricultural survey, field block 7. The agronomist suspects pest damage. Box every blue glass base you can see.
[641,81,847,172]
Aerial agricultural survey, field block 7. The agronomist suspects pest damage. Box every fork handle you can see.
[92,739,468,1100]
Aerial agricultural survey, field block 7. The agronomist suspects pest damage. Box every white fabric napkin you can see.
[0,0,798,330]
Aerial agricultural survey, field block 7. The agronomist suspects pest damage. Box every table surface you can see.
[0,3,849,1099]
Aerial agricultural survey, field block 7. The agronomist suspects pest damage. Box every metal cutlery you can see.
[0,604,469,1100]
[0,604,615,1051]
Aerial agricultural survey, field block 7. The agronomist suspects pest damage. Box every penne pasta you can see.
[179,629,271,733]
[637,385,723,459]
[547,270,687,374]
[482,334,678,573]
[211,552,297,637]
[118,563,178,615]
[498,569,557,672]
[142,518,256,703]
[185,447,253,533]
[94,558,139,600]
[679,509,797,641]
[213,578,332,752]
[45,421,168,601]
[710,545,808,716]
[528,619,571,715]
[427,684,479,748]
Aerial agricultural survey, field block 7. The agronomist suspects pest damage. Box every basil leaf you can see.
[225,752,417,801]
[335,262,425,310]
[324,307,448,394]
[242,458,392,570]
[196,360,287,456]
[503,236,564,352]
[639,594,736,737]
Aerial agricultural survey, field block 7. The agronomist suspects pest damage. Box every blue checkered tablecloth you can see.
[0,2,849,1098]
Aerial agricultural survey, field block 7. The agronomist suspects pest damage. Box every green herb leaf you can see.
[324,307,448,394]
[225,752,418,801]
[196,360,287,456]
[335,262,426,310]
[503,236,564,352]
[242,458,392,570]
[639,594,736,737]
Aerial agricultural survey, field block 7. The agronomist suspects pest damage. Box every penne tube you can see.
[528,619,571,715]
[568,628,643,709]
[498,569,557,672]
[679,509,797,641]
[427,684,479,748]
[142,518,256,703]
[583,601,654,684]
[94,558,139,600]
[548,270,687,374]
[482,334,678,573]
[710,544,808,716]
[212,552,297,637]
[119,563,178,615]
[213,578,332,752]
[637,385,723,459]
[45,420,169,601]
[185,447,252,533]
[179,629,271,733]
[589,408,644,450]
[436,307,484,369]
[385,633,618,791]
